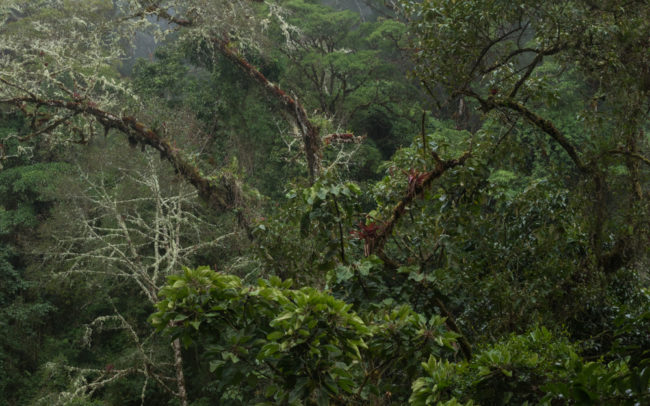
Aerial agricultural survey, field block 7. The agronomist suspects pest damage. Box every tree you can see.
[149,265,460,404]
[40,151,233,405]
[1,0,649,404]
[0,162,59,404]
[0,0,321,205]
[402,0,650,272]
[269,0,425,167]
[273,1,409,124]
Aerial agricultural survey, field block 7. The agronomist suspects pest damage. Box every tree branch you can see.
[145,6,323,181]
[210,37,322,181]
[509,46,563,98]
[608,148,650,168]
[463,90,590,174]
[1,95,248,222]
[370,150,472,255]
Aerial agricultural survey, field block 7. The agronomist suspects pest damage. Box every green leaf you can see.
[267,331,283,341]
[209,360,225,372]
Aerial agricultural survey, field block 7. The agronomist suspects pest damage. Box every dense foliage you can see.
[0,0,648,405]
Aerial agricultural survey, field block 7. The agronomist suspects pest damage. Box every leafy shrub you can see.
[151,266,460,405]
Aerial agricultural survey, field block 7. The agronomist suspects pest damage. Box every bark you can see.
[172,338,189,406]
[210,37,322,181]
[369,150,472,255]
[465,92,590,174]
[1,96,249,225]
[625,132,644,201]
[151,7,323,181]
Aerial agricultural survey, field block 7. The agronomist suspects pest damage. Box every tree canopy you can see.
[0,0,648,405]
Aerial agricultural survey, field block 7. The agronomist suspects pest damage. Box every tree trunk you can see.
[172,338,189,406]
